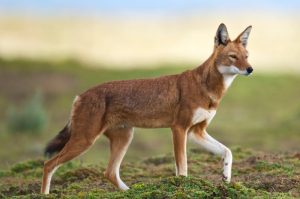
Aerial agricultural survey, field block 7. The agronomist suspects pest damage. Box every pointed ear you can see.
[215,23,230,47]
[235,25,252,47]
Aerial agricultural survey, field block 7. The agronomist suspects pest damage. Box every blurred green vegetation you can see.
[6,91,48,134]
[0,57,299,169]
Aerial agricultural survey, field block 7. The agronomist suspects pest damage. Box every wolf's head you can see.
[213,23,253,76]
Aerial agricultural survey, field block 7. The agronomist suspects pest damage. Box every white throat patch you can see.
[218,65,247,89]
[222,74,237,90]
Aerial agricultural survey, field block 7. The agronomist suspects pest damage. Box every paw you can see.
[222,174,230,183]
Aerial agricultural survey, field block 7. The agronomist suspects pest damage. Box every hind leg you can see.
[41,128,106,194]
[104,127,134,190]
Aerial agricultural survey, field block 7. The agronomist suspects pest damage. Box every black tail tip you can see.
[44,146,57,158]
[44,124,71,158]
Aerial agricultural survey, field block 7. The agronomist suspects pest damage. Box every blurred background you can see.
[0,0,299,169]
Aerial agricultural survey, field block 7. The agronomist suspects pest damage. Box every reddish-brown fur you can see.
[41,23,252,194]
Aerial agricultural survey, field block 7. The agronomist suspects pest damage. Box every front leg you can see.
[189,129,232,182]
[171,126,188,176]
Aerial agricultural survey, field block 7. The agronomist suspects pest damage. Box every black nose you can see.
[246,67,253,74]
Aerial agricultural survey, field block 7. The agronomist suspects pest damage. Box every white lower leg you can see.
[43,165,60,194]
[115,167,129,190]
[222,149,232,182]
[104,167,129,191]
[106,128,133,190]
[189,132,232,182]
[107,147,130,190]
[175,157,188,176]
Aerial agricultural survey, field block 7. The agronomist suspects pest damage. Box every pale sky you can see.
[0,0,299,16]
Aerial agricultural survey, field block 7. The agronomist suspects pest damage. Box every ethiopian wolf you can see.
[41,23,253,194]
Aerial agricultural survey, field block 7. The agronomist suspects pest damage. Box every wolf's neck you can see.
[195,57,235,100]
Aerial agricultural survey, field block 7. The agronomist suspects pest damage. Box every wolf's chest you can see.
[191,107,216,125]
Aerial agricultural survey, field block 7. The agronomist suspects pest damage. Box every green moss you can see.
[0,148,299,198]
[231,146,253,160]
[9,159,44,179]
[11,159,44,173]
[100,176,290,198]
[255,161,294,175]
[0,170,11,177]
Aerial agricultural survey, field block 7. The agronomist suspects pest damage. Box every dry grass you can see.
[0,14,300,71]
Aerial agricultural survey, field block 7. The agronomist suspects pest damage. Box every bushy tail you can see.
[44,122,71,157]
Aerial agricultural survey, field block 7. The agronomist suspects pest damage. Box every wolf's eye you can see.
[229,54,238,60]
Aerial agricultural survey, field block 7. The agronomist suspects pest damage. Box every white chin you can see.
[218,65,248,76]
[239,71,249,76]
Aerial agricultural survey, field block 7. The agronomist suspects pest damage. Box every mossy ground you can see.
[0,58,300,198]
[1,147,299,198]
